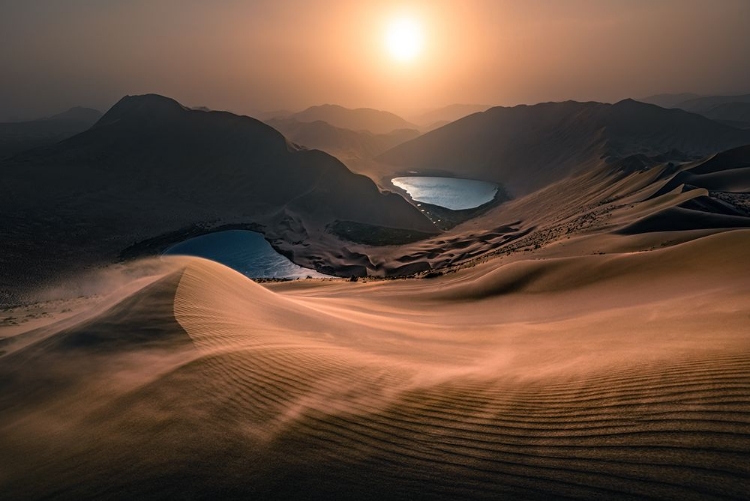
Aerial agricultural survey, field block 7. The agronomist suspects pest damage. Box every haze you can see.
[2,0,749,120]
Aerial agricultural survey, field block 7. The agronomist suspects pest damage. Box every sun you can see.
[385,17,423,62]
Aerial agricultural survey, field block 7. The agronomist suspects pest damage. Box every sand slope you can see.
[2,229,749,499]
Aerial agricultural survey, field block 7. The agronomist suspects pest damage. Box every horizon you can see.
[2,0,750,121]
[9,91,750,125]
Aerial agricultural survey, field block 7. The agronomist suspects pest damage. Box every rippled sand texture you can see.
[1,230,749,499]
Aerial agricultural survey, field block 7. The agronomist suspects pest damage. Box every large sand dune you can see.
[1,229,749,499]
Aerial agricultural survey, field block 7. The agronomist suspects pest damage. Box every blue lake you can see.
[164,230,329,279]
[391,177,499,210]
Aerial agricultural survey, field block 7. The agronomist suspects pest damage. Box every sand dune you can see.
[302,144,750,280]
[1,229,749,499]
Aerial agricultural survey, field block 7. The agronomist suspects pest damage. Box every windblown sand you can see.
[1,230,749,499]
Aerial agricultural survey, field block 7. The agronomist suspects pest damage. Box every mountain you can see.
[252,109,294,121]
[290,104,417,134]
[412,104,492,129]
[377,99,750,196]
[48,106,103,123]
[699,102,750,129]
[675,95,750,129]
[0,94,434,295]
[0,106,102,159]
[638,93,701,108]
[265,117,419,163]
[639,93,750,129]
[671,94,750,114]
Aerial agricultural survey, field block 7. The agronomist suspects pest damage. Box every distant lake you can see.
[392,177,499,210]
[164,230,329,279]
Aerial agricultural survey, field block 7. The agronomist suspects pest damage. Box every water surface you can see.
[392,176,498,210]
[164,230,329,279]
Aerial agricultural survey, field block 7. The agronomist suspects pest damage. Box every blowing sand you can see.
[1,230,749,499]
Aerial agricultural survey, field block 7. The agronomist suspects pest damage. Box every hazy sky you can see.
[1,0,749,120]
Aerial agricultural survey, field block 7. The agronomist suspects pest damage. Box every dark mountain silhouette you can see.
[412,104,492,129]
[0,94,434,293]
[377,99,750,196]
[638,93,701,108]
[692,101,750,129]
[252,109,294,121]
[290,104,417,134]
[639,94,750,129]
[0,106,102,159]
[266,117,419,162]
[672,94,750,113]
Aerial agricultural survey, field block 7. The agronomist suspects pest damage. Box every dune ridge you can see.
[1,228,749,499]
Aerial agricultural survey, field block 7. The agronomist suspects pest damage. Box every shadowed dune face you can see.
[2,231,750,499]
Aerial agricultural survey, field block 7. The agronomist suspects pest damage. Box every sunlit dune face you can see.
[385,17,423,62]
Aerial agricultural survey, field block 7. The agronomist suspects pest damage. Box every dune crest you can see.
[3,227,749,498]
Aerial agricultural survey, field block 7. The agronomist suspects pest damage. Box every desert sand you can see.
[1,94,749,499]
[1,223,749,499]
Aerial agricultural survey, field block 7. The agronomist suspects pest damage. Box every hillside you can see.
[0,94,434,299]
[672,93,750,113]
[0,106,102,159]
[290,104,417,134]
[638,92,701,108]
[377,99,750,195]
[412,103,492,129]
[696,102,750,129]
[265,117,419,163]
[640,93,750,129]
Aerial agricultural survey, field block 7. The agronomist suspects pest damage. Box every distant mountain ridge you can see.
[672,94,750,113]
[639,93,750,129]
[0,106,102,159]
[638,93,702,109]
[377,99,750,196]
[266,117,419,162]
[49,106,103,123]
[412,104,492,129]
[290,104,417,134]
